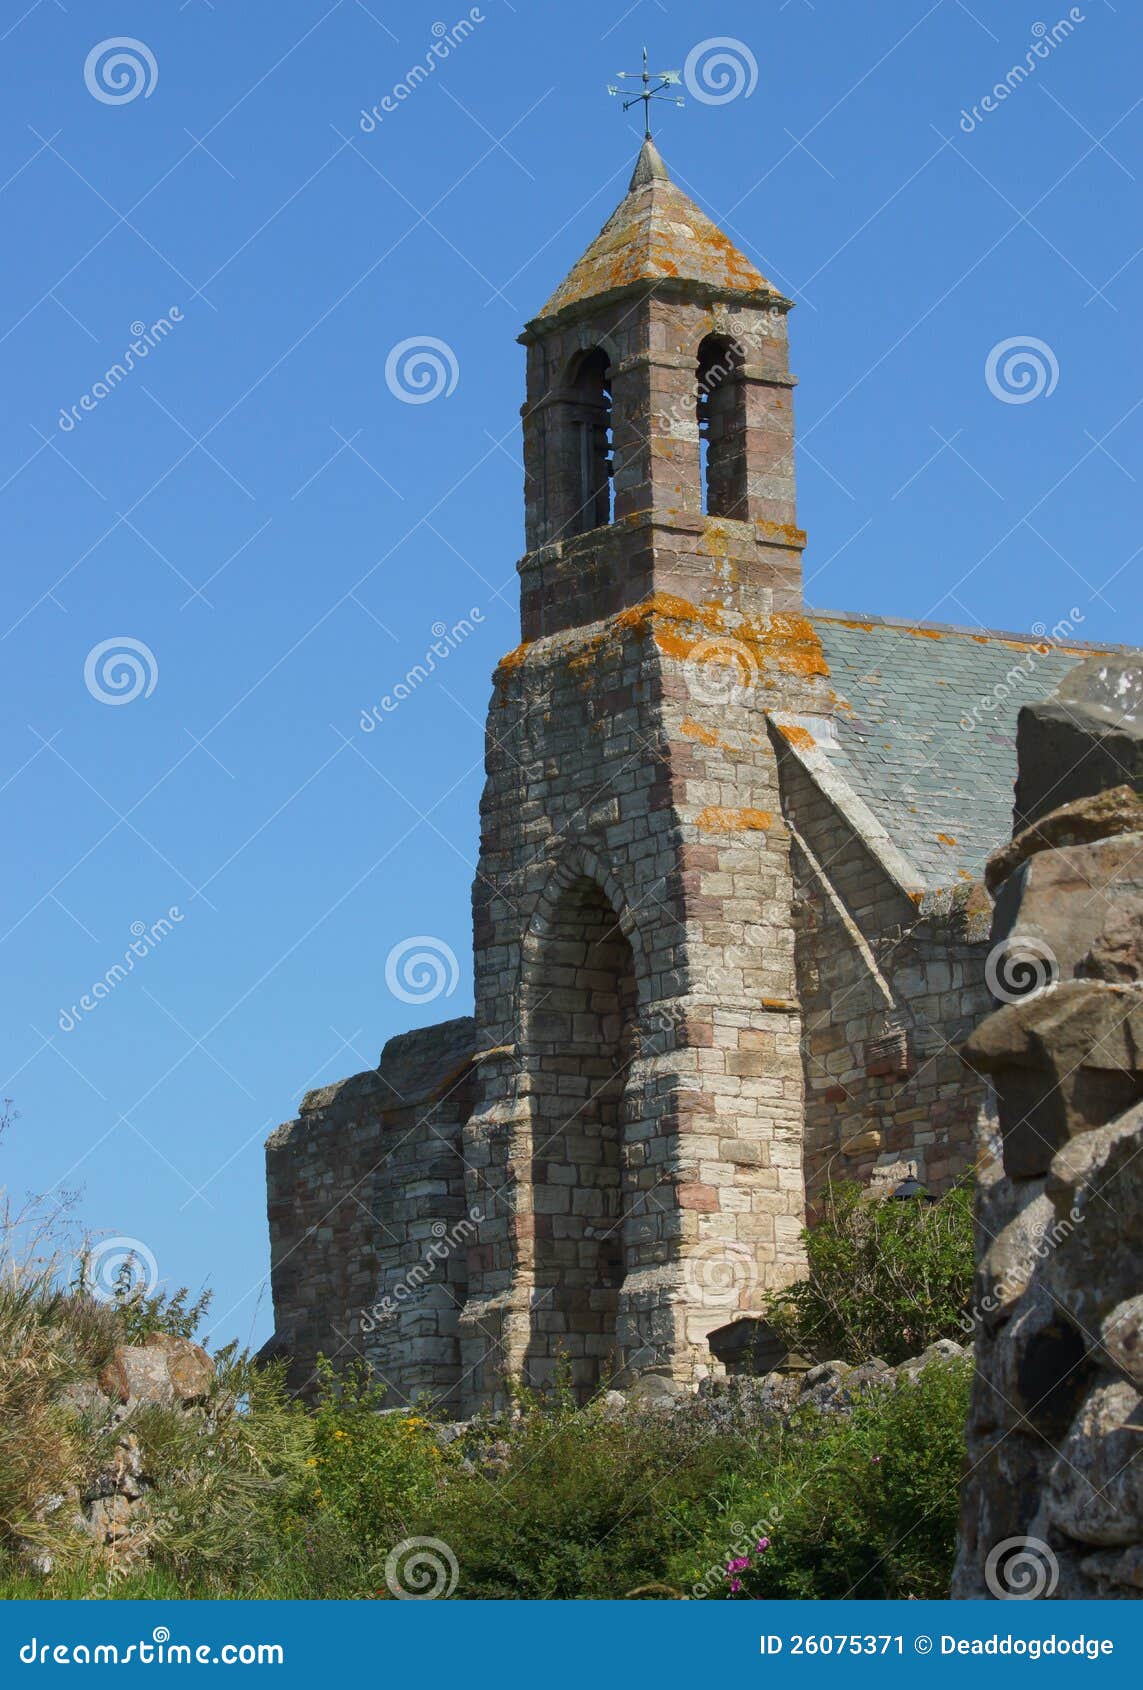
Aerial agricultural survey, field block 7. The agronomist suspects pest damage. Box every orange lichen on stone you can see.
[695,806,773,832]
[911,627,944,641]
[635,595,832,682]
[495,644,530,675]
[756,520,806,549]
[776,722,817,751]
[836,619,874,632]
[680,718,723,748]
[936,833,958,848]
[533,144,777,324]
[566,633,609,674]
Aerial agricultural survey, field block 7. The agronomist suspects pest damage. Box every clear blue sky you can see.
[1,0,1139,1350]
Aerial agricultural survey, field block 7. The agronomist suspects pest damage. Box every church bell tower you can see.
[457,140,827,1409]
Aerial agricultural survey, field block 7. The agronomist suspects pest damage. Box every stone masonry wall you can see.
[775,746,993,1200]
[458,584,840,1412]
[265,1018,473,1407]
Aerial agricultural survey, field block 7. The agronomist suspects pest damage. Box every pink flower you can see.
[871,1455,882,1464]
[756,1537,770,1552]
[729,1578,743,1594]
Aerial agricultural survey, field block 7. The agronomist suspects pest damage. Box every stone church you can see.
[263,140,1112,1413]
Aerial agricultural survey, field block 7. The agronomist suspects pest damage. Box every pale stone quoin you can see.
[262,140,1132,1413]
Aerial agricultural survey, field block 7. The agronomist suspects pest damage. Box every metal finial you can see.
[607,45,684,141]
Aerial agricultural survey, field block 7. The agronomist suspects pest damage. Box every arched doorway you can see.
[521,872,636,1399]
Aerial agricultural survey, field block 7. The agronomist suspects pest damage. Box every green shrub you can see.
[305,1362,453,1569]
[130,1344,321,1594]
[763,1181,974,1365]
[670,1357,971,1600]
[406,1381,746,1600]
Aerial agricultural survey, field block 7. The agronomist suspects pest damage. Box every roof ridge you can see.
[810,607,1129,655]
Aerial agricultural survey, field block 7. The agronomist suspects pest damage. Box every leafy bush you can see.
[305,1362,453,1566]
[407,1380,741,1600]
[763,1181,975,1366]
[669,1357,972,1600]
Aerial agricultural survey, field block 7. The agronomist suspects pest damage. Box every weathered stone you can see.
[625,1372,690,1411]
[1045,1379,1143,1546]
[986,784,1143,895]
[146,1333,213,1404]
[98,1334,215,1411]
[956,664,1143,1600]
[989,834,1143,988]
[961,981,1143,1177]
[897,1338,965,1377]
[1014,656,1143,831]
[706,1316,789,1376]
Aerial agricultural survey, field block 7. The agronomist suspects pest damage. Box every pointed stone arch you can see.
[517,845,644,1398]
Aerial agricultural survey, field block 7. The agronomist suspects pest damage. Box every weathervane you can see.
[608,46,684,141]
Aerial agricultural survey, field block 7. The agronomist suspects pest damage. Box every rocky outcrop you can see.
[23,1332,214,1573]
[954,655,1143,1600]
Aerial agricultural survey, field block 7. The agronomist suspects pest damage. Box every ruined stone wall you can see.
[776,748,992,1201]
[954,657,1143,1600]
[264,1019,473,1407]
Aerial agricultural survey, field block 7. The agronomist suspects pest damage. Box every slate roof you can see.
[531,141,780,327]
[801,612,1121,891]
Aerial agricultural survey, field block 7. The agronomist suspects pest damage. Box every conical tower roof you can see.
[529,140,782,329]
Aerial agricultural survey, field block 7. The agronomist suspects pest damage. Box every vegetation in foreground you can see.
[0,1173,974,1600]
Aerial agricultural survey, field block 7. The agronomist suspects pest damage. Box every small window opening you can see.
[570,347,614,533]
[697,336,747,519]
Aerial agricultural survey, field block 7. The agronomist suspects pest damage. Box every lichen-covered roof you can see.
[801,613,1122,891]
[532,141,778,326]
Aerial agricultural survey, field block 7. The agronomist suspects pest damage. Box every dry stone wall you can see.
[954,657,1143,1600]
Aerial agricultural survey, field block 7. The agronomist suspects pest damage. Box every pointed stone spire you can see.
[527,144,784,330]
[629,137,668,189]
